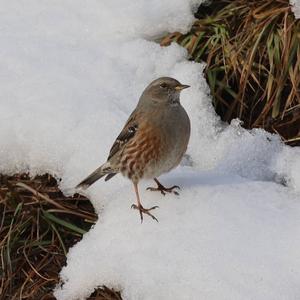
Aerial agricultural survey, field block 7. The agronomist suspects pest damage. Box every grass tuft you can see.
[161,0,300,145]
[0,174,122,300]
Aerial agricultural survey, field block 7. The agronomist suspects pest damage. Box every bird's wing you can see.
[107,110,139,161]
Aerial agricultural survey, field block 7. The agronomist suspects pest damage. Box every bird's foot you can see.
[147,181,180,196]
[131,204,159,223]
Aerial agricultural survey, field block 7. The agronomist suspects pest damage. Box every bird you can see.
[76,77,191,222]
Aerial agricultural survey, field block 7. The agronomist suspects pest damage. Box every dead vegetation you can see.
[0,174,121,300]
[161,0,300,145]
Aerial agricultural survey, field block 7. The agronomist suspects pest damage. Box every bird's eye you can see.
[160,83,168,88]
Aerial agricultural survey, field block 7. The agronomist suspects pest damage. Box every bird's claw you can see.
[146,184,180,196]
[131,204,159,223]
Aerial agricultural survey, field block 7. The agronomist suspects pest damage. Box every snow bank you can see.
[56,169,300,300]
[1,1,300,300]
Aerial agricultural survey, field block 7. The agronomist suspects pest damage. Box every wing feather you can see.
[107,110,139,161]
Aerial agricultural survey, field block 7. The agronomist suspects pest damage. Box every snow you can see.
[291,0,300,18]
[56,171,300,300]
[272,146,300,193]
[0,1,300,300]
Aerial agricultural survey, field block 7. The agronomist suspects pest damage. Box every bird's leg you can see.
[131,182,159,223]
[146,178,180,196]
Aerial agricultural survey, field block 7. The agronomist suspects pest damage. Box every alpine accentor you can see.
[77,77,191,222]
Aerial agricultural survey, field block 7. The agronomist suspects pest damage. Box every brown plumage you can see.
[76,77,191,222]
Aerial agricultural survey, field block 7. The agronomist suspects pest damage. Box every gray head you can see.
[138,77,190,108]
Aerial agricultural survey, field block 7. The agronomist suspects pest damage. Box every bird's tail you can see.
[76,162,114,189]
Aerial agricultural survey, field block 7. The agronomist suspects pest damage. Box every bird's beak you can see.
[175,84,190,91]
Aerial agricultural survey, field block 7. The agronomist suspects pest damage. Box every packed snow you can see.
[0,1,300,300]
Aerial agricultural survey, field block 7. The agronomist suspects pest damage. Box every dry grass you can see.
[0,174,122,300]
[161,0,300,145]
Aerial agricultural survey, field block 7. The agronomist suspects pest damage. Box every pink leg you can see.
[131,182,159,223]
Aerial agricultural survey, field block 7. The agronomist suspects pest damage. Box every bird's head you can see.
[139,77,190,107]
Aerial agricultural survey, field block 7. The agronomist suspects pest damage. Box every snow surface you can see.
[1,1,300,300]
[291,0,300,18]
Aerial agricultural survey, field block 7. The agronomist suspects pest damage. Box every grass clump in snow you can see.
[161,0,300,145]
[0,174,121,300]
